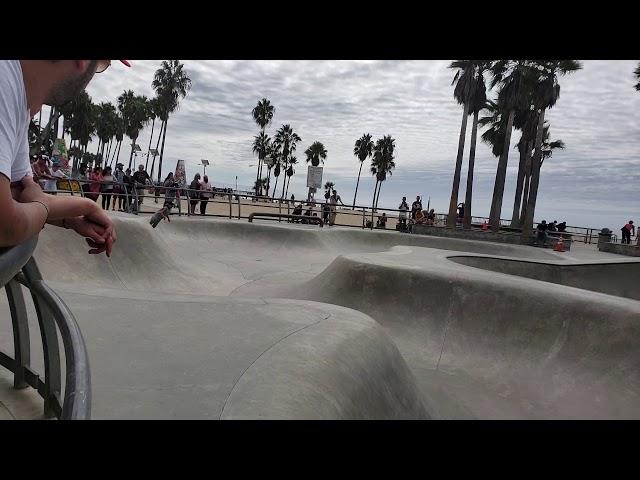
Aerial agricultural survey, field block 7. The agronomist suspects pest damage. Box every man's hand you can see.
[65,217,116,257]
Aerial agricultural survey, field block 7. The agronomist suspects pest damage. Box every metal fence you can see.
[0,236,91,419]
[44,177,617,245]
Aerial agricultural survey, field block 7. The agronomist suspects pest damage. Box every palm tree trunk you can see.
[157,118,169,183]
[522,109,546,240]
[463,110,479,229]
[352,161,364,210]
[272,174,280,199]
[488,108,515,231]
[256,127,264,195]
[128,137,136,170]
[30,107,59,156]
[511,140,533,228]
[375,181,383,210]
[96,139,102,156]
[150,120,165,180]
[285,175,292,198]
[447,103,470,228]
[370,180,379,226]
[116,140,122,166]
[145,118,155,171]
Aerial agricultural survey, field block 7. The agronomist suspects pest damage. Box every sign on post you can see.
[174,159,186,187]
[307,166,323,189]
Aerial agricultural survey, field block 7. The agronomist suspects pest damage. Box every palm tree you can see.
[304,141,327,201]
[109,114,125,168]
[95,102,117,167]
[370,135,396,211]
[519,124,565,226]
[462,61,489,229]
[487,60,538,231]
[252,132,271,194]
[252,98,275,194]
[285,156,297,198]
[447,60,477,228]
[522,60,581,239]
[152,60,192,182]
[324,181,335,201]
[273,124,301,199]
[352,133,374,209]
[272,161,282,199]
[68,92,96,171]
[145,97,160,171]
[634,63,640,91]
[118,91,150,169]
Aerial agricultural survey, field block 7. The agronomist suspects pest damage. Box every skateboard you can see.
[150,206,171,228]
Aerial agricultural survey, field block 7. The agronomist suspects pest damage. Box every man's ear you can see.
[73,60,91,73]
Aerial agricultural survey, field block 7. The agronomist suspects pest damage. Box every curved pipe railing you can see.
[0,236,91,419]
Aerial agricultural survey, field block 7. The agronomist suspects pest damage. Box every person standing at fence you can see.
[188,173,201,215]
[132,164,151,208]
[198,174,212,215]
[329,189,343,226]
[101,166,114,210]
[398,196,409,228]
[123,168,134,211]
[44,160,67,195]
[87,165,103,202]
[112,163,124,211]
[621,220,635,244]
[411,196,422,220]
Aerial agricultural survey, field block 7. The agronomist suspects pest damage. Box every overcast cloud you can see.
[68,60,639,229]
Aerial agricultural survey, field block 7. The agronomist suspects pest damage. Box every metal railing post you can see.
[5,279,30,389]
[237,195,241,220]
[278,199,282,222]
[228,193,232,219]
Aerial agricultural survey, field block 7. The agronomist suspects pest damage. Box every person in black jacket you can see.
[188,173,201,215]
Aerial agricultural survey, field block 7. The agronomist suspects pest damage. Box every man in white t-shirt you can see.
[43,161,67,194]
[0,60,129,256]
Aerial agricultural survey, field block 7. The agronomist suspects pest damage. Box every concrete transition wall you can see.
[411,225,572,251]
[599,242,640,257]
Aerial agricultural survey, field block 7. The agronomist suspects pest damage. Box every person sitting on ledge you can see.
[376,212,387,229]
[415,209,426,225]
[426,209,435,226]
[291,203,303,222]
[536,220,549,246]
[556,221,567,232]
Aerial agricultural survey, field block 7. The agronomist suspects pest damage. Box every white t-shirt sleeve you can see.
[0,61,31,182]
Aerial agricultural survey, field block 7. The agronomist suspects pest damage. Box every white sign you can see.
[307,166,323,189]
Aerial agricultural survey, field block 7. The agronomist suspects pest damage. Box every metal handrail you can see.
[45,178,607,243]
[0,237,91,420]
[248,212,324,227]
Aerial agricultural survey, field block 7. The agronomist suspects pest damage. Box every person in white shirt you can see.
[198,174,212,215]
[43,161,67,194]
[0,60,129,256]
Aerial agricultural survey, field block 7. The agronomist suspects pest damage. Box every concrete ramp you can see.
[3,214,639,419]
[286,247,640,419]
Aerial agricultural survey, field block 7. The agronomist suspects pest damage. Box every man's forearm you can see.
[30,191,97,220]
[0,202,48,247]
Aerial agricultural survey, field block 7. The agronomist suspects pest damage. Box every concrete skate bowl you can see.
[286,247,640,419]
[448,255,640,301]
[3,215,636,419]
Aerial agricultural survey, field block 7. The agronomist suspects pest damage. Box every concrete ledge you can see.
[599,242,640,257]
[411,225,572,251]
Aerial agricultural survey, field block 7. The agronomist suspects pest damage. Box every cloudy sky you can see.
[69,60,640,229]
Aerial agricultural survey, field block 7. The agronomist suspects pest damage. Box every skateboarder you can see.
[150,173,179,228]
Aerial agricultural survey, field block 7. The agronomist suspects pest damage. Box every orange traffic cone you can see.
[554,237,565,252]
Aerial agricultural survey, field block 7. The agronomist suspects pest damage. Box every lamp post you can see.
[200,159,210,176]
